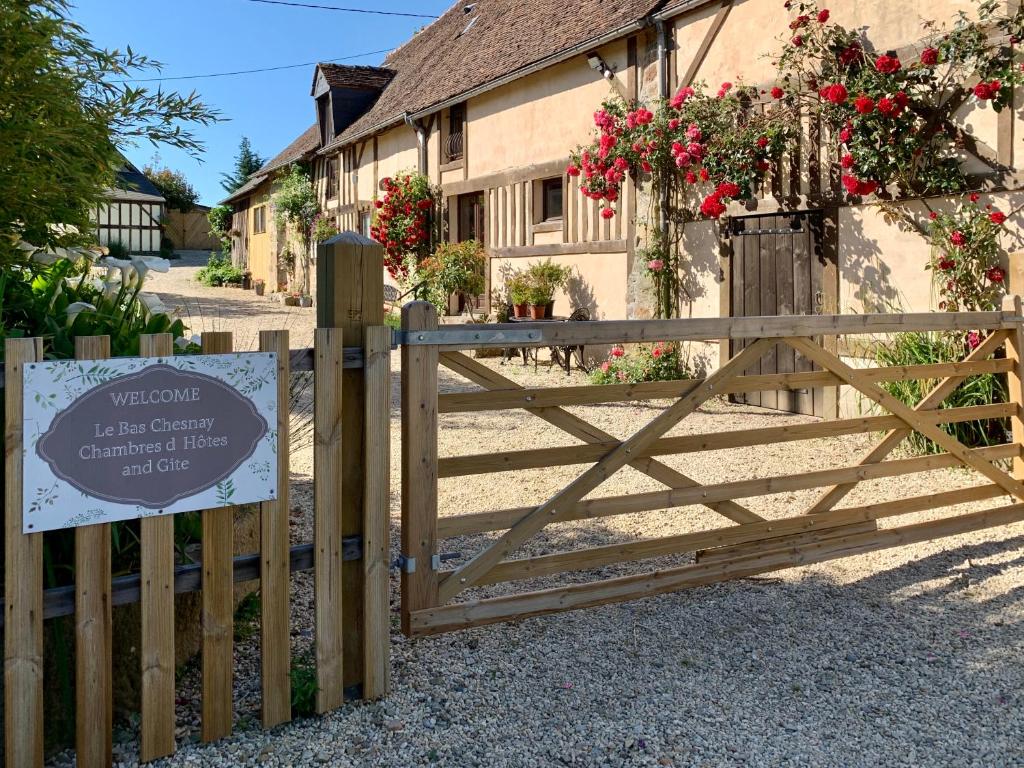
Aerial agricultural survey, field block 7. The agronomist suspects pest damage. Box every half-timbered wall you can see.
[95,201,163,254]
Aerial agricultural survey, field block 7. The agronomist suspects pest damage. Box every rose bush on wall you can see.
[776,0,1023,198]
[370,171,437,280]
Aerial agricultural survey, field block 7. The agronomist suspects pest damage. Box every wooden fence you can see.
[3,235,389,767]
[398,300,1024,635]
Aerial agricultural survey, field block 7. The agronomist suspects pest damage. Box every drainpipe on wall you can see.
[655,19,670,246]
[404,113,429,176]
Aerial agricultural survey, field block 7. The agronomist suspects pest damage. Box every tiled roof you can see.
[112,159,165,202]
[220,173,268,205]
[325,0,666,150]
[317,63,395,91]
[259,123,321,175]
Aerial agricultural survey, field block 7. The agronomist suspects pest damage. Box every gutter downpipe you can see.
[656,19,670,245]
[404,112,429,176]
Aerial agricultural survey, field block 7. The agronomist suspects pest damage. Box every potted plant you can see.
[254,278,266,296]
[526,282,550,319]
[506,271,531,317]
[241,271,252,290]
[299,294,313,308]
[526,259,572,318]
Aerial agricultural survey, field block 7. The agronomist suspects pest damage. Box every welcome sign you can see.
[23,353,278,532]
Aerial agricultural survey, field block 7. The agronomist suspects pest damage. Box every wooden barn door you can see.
[730,211,825,416]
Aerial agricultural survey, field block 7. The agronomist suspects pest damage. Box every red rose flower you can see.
[854,95,875,114]
[771,86,785,99]
[685,171,697,184]
[600,207,615,220]
[817,9,830,23]
[611,346,625,358]
[839,125,853,143]
[974,82,994,100]
[950,231,967,247]
[987,266,1006,283]
[969,192,980,202]
[823,83,848,104]
[990,211,1007,224]
[700,194,727,218]
[567,164,581,177]
[699,167,710,182]
[716,181,741,198]
[789,14,810,29]
[877,97,897,116]
[841,154,854,168]
[929,212,938,220]
[839,43,862,68]
[756,135,769,148]
[938,258,956,270]
[920,47,939,66]
[874,54,901,74]
[416,199,432,210]
[374,199,383,208]
[791,35,803,47]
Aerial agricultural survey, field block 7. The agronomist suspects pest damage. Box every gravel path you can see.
[51,260,1024,767]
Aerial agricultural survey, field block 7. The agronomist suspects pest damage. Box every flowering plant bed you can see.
[590,342,693,384]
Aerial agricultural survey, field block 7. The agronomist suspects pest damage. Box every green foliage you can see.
[272,164,319,240]
[505,271,531,305]
[290,651,319,718]
[525,259,572,304]
[876,331,1007,453]
[143,165,199,212]
[404,240,486,315]
[233,590,261,642]
[926,196,1008,312]
[311,212,339,244]
[0,0,220,261]
[105,240,129,261]
[220,136,266,194]
[195,252,243,286]
[207,204,233,238]
[590,342,694,384]
[385,311,402,330]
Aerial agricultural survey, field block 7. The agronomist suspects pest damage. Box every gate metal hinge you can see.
[391,555,416,573]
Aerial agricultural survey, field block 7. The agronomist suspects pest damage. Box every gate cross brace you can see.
[437,339,774,603]
[803,329,1011,515]
[785,335,1024,505]
[438,352,763,526]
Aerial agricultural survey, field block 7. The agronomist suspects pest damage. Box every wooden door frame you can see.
[719,207,839,418]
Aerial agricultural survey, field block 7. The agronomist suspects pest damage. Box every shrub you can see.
[875,330,1007,453]
[370,171,437,279]
[196,252,243,286]
[105,239,129,260]
[590,342,693,384]
[525,259,572,305]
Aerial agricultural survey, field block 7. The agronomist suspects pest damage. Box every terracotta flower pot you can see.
[513,303,529,318]
[529,304,546,320]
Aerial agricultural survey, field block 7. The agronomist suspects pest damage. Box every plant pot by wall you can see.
[254,281,265,296]
[545,301,555,319]
[529,304,546,320]
[298,296,313,308]
[241,272,252,290]
[284,295,300,307]
[513,303,529,318]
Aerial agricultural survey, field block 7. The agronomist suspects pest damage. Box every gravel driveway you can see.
[56,260,1024,767]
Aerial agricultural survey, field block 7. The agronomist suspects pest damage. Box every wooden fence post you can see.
[400,302,439,634]
[1005,252,1024,481]
[139,334,176,762]
[259,330,291,727]
[5,337,44,768]
[315,232,384,695]
[200,331,234,742]
[74,335,113,768]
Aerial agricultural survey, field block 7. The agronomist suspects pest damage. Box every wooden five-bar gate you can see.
[398,300,1024,635]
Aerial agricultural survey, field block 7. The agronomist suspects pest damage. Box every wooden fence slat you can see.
[139,334,176,763]
[362,326,391,698]
[412,503,1024,635]
[314,328,345,712]
[259,330,291,727]
[74,335,113,768]
[5,337,44,768]
[401,303,440,633]
[200,332,234,742]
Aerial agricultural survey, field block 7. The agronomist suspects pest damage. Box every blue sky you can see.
[71,0,452,205]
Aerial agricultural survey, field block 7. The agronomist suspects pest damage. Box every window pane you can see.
[543,178,563,220]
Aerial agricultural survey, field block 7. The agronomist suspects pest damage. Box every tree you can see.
[220,137,266,194]
[143,165,199,212]
[0,0,221,260]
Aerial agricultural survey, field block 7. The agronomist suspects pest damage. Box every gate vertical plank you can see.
[5,337,44,768]
[314,328,345,712]
[1004,289,1024,481]
[363,325,391,698]
[259,330,291,727]
[200,331,234,742]
[401,302,439,633]
[139,334,176,762]
[75,335,113,768]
